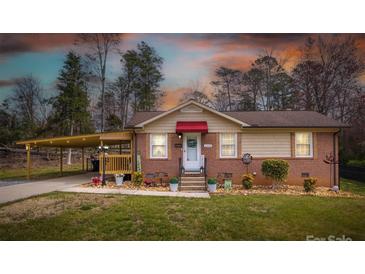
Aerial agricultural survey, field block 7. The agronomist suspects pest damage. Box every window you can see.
[220,133,237,158]
[150,134,168,159]
[241,133,291,157]
[295,132,313,157]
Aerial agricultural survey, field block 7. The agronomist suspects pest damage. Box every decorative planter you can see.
[115,174,125,186]
[170,183,179,192]
[207,183,217,193]
[224,179,232,190]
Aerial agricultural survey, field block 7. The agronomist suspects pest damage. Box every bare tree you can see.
[78,34,121,132]
[210,67,240,111]
[292,35,364,122]
[11,76,47,136]
[180,81,212,106]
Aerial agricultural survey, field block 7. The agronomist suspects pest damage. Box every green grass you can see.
[0,164,84,181]
[0,192,365,240]
[340,178,365,196]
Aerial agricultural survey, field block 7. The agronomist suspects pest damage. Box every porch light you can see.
[178,133,182,139]
[98,145,109,151]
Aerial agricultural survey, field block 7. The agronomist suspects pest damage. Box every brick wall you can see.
[136,132,338,187]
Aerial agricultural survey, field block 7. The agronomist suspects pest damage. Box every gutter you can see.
[333,129,341,189]
[134,130,138,172]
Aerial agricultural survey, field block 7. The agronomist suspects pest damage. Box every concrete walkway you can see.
[61,186,210,199]
[0,173,94,204]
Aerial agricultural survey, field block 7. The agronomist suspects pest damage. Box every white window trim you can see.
[150,133,168,159]
[295,132,313,158]
[219,133,238,158]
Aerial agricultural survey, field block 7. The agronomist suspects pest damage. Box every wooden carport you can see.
[16,131,133,180]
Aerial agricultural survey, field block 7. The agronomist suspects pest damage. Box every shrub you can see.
[207,178,217,185]
[170,177,179,184]
[242,173,254,189]
[347,160,365,168]
[132,171,143,186]
[261,159,289,187]
[304,177,317,192]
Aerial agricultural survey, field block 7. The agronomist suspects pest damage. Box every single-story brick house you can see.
[127,99,348,188]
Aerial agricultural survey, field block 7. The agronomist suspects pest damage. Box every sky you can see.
[1,33,365,110]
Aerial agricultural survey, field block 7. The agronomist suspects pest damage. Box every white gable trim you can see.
[134,100,250,128]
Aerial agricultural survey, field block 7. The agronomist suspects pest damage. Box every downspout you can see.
[134,130,138,172]
[333,129,341,189]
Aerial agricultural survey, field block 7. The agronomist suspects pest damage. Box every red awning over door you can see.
[176,121,208,133]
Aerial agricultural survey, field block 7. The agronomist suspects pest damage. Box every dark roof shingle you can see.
[126,111,163,127]
[223,111,348,128]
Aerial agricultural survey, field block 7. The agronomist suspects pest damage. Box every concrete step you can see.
[180,185,207,191]
[181,176,205,181]
[180,190,207,193]
[183,171,203,176]
[180,181,206,186]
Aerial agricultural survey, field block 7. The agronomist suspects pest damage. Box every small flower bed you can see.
[211,184,362,198]
[82,180,169,192]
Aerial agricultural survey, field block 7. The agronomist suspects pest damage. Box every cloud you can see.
[0,79,16,87]
[0,34,76,56]
[161,87,191,110]
[0,33,133,58]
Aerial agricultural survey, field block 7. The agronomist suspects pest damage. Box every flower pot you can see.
[207,183,217,192]
[115,175,124,186]
[170,183,178,192]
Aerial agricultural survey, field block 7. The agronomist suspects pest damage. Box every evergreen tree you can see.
[51,51,93,135]
[134,41,164,111]
[49,51,93,163]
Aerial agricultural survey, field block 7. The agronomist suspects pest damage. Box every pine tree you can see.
[134,41,164,111]
[50,51,93,164]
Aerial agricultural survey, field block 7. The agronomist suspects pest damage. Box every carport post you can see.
[60,147,63,176]
[82,147,85,172]
[26,144,31,180]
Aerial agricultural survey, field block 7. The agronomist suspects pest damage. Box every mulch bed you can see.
[81,181,169,192]
[212,185,363,198]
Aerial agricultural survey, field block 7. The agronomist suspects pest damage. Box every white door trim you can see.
[183,133,201,171]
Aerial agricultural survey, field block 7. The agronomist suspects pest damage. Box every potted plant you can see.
[242,173,254,189]
[207,177,217,192]
[169,177,179,192]
[114,174,125,186]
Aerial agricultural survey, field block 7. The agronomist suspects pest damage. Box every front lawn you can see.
[340,178,365,196]
[0,192,364,240]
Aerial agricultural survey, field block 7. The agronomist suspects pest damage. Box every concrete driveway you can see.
[0,173,94,204]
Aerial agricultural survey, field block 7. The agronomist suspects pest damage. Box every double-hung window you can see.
[150,134,168,159]
[220,133,237,158]
[295,132,313,157]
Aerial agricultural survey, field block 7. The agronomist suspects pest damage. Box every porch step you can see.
[179,185,207,192]
[180,174,206,192]
[180,176,205,181]
[180,181,206,186]
[183,171,202,176]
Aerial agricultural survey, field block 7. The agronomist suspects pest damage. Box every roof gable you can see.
[132,100,249,128]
